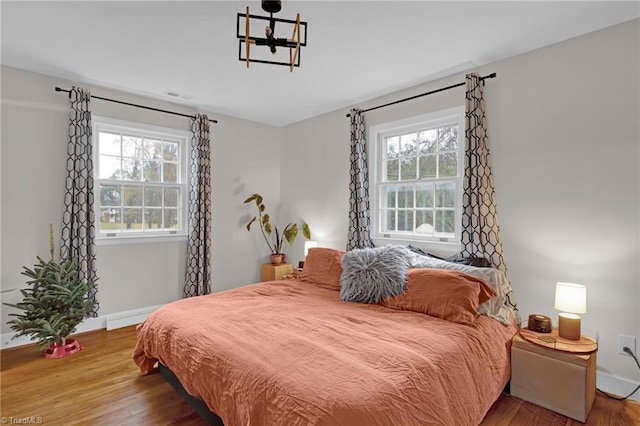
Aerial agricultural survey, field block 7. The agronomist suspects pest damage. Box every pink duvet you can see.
[133,280,517,426]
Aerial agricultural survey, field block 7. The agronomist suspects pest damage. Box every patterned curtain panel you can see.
[346,109,375,250]
[184,114,212,297]
[461,73,518,319]
[61,86,99,316]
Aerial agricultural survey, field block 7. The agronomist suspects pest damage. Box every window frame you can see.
[369,106,465,252]
[92,116,189,244]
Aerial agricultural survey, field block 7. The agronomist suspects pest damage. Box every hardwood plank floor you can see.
[1,326,638,425]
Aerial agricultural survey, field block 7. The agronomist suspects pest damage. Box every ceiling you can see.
[2,1,638,127]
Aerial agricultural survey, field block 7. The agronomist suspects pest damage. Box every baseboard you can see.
[597,371,640,402]
[1,304,163,350]
[105,304,164,331]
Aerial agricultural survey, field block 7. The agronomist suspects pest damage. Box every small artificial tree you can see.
[244,193,311,254]
[3,224,97,351]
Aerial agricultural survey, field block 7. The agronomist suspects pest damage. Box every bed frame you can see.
[158,363,224,425]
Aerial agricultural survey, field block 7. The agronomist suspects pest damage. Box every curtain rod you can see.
[346,72,497,117]
[54,87,218,124]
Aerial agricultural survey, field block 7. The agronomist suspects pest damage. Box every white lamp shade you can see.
[554,282,587,314]
[304,240,318,256]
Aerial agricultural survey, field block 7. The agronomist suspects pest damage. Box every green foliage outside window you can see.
[97,130,182,233]
[381,123,459,236]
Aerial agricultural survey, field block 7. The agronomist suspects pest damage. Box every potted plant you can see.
[3,224,97,358]
[244,193,311,264]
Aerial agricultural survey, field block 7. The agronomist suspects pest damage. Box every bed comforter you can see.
[133,280,517,426]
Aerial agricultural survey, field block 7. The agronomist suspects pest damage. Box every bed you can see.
[133,246,518,426]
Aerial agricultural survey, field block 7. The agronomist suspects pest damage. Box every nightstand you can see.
[283,267,303,280]
[511,328,597,422]
[261,263,293,281]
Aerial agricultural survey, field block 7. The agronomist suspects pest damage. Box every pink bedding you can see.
[133,280,517,426]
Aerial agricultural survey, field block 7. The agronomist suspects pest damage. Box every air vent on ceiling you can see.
[162,90,193,101]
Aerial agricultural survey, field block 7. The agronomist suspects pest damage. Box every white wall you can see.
[282,19,640,390]
[0,66,282,333]
[280,111,351,262]
[487,19,639,390]
[212,113,284,289]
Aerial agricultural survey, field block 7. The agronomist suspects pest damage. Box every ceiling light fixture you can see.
[236,0,308,72]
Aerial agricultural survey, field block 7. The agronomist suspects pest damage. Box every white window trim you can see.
[92,116,190,243]
[95,234,188,246]
[369,106,465,256]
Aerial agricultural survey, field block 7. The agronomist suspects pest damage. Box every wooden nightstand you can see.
[261,263,293,281]
[511,328,597,422]
[283,267,303,280]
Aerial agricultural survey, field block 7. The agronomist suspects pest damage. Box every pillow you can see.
[407,245,491,268]
[380,268,497,326]
[404,249,515,325]
[299,248,345,291]
[446,256,491,268]
[340,245,410,303]
[406,244,429,256]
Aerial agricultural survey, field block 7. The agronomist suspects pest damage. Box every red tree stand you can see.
[42,339,83,359]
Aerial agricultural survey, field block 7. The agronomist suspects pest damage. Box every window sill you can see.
[371,236,459,258]
[95,234,188,246]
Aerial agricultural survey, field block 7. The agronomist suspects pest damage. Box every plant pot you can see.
[270,254,284,265]
[42,338,83,359]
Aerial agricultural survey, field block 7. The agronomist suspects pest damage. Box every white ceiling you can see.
[1,1,638,127]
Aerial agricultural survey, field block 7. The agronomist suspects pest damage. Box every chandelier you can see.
[236,0,308,72]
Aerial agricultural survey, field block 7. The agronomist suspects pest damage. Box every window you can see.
[371,107,464,245]
[93,118,188,240]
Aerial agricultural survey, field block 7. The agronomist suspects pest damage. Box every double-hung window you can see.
[371,107,465,246]
[93,118,189,241]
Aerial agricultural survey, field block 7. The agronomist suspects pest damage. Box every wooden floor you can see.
[1,326,638,425]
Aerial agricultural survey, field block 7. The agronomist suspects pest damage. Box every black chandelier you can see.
[236,0,308,72]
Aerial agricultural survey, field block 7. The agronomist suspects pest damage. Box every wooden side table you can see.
[511,328,597,422]
[283,267,304,280]
[261,263,293,281]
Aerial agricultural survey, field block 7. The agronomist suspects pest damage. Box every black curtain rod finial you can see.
[55,86,71,98]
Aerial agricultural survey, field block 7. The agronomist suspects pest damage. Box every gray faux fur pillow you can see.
[340,245,411,303]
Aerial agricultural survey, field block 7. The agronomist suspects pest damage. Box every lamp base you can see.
[558,313,581,340]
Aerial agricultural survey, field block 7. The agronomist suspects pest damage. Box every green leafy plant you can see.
[3,225,97,351]
[244,193,311,254]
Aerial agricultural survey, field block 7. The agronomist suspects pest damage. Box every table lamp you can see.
[304,240,318,256]
[554,282,586,340]
[299,241,318,268]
